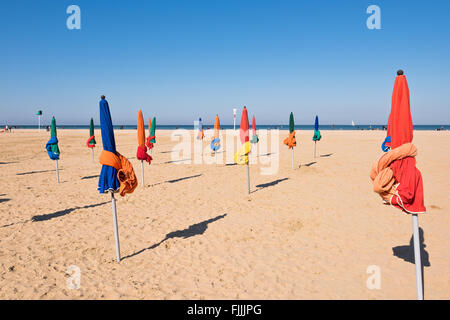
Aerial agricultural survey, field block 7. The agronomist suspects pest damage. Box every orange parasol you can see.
[136,110,152,186]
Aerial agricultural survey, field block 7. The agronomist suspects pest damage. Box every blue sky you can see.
[1,0,449,125]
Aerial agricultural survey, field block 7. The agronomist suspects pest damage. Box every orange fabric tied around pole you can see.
[370,143,418,203]
[100,150,138,197]
[86,135,96,148]
[283,131,296,149]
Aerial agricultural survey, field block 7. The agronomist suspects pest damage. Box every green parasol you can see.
[289,112,295,133]
[88,118,96,146]
[150,116,156,143]
[51,117,60,155]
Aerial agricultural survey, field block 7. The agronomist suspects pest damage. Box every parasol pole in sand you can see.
[111,192,121,263]
[140,160,144,186]
[412,213,423,299]
[55,160,60,183]
[313,140,316,159]
[247,162,250,194]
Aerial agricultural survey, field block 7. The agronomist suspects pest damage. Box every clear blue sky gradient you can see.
[1,0,449,125]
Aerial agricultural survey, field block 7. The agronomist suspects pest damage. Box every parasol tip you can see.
[101,95,106,100]
[397,69,404,76]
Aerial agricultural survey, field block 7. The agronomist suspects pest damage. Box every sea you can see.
[6,124,450,131]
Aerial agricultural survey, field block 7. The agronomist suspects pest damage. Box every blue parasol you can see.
[98,97,120,193]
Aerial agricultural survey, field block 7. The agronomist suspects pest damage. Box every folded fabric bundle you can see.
[137,145,152,163]
[46,136,60,160]
[100,150,138,196]
[283,131,296,149]
[86,135,96,148]
[234,141,252,165]
[370,142,425,214]
[146,135,155,150]
[211,138,221,151]
[312,130,321,142]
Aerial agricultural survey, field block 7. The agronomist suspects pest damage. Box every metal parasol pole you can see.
[55,160,60,183]
[111,192,121,263]
[412,214,424,300]
[314,141,317,158]
[291,148,294,169]
[246,163,250,194]
[141,160,144,186]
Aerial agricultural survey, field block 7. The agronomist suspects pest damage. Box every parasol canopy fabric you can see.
[214,115,220,139]
[197,117,204,140]
[146,117,155,150]
[283,112,296,148]
[86,118,96,148]
[386,75,413,150]
[98,98,120,193]
[250,115,259,144]
[137,110,145,148]
[149,117,156,144]
[211,115,221,151]
[137,110,152,163]
[239,107,249,144]
[289,112,295,133]
[370,72,426,214]
[45,117,60,160]
[313,115,322,141]
[36,110,42,116]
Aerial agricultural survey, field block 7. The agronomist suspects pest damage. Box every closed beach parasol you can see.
[369,70,426,299]
[283,112,296,169]
[146,117,155,154]
[98,96,138,262]
[148,116,156,155]
[312,115,322,158]
[234,106,252,193]
[136,110,152,186]
[197,117,204,140]
[250,115,259,144]
[36,110,42,131]
[86,118,96,162]
[45,116,60,183]
[210,115,221,166]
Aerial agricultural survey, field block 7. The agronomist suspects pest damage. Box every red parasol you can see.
[387,71,426,214]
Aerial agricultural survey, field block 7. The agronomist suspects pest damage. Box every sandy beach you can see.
[0,129,449,300]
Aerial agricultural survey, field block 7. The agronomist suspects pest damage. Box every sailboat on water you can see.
[351,120,355,127]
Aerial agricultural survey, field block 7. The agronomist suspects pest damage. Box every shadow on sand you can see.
[252,178,289,193]
[301,161,317,167]
[0,198,11,203]
[17,169,62,176]
[163,159,191,164]
[320,153,333,158]
[122,214,227,260]
[149,174,202,187]
[31,201,109,222]
[392,227,430,298]
[393,227,430,267]
[81,175,100,180]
